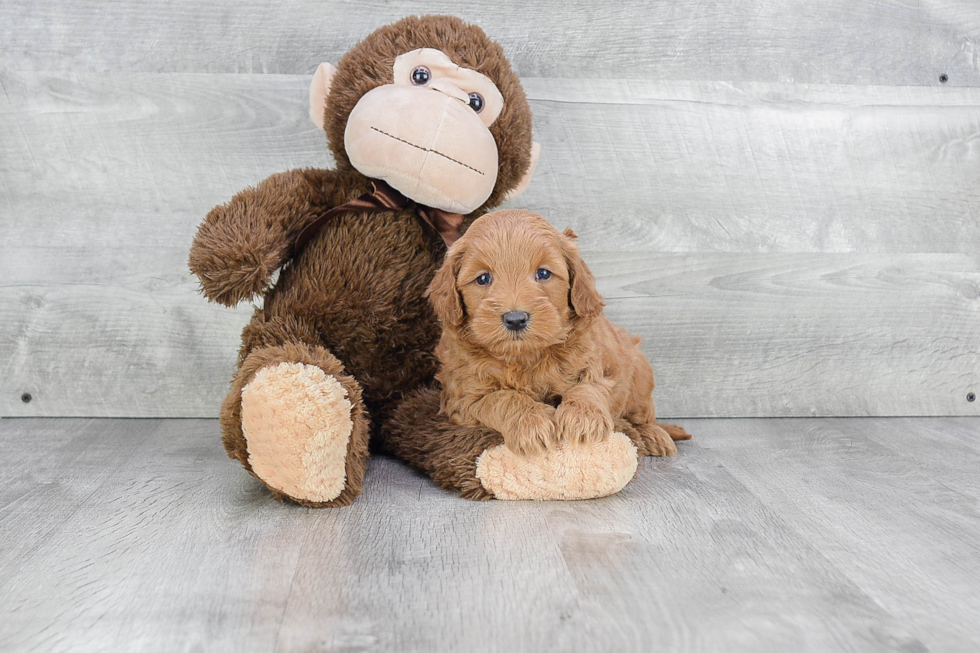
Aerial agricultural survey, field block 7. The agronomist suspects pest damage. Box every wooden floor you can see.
[1,418,978,652]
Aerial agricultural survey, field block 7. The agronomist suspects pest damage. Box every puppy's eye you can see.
[467,92,484,113]
[476,272,492,286]
[535,268,552,281]
[411,66,431,86]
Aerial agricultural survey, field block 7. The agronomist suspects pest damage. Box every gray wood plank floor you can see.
[2,418,978,652]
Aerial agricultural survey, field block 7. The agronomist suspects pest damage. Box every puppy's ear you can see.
[426,246,466,328]
[559,232,604,321]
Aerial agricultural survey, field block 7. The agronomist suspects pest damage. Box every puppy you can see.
[426,209,688,457]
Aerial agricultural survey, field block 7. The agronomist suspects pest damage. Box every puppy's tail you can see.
[658,423,692,441]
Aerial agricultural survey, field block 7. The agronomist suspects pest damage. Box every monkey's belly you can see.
[265,209,444,406]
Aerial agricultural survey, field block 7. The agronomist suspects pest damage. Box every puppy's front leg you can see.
[555,381,615,445]
[469,390,557,455]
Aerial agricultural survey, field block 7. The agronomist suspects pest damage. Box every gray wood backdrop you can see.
[2,1,979,418]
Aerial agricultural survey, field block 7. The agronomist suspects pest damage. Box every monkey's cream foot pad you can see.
[475,432,638,500]
[241,362,353,503]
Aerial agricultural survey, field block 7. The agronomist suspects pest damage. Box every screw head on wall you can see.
[21,392,32,403]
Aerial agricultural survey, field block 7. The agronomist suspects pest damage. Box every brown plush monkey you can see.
[190,15,642,505]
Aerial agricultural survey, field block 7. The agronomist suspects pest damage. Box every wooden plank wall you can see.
[1,1,979,418]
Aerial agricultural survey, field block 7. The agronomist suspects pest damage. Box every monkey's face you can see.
[343,48,504,214]
[310,17,540,214]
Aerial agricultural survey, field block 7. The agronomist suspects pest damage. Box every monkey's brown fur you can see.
[190,16,534,504]
[382,387,503,501]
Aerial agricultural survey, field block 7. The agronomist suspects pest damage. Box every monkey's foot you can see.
[475,432,638,501]
[241,362,353,503]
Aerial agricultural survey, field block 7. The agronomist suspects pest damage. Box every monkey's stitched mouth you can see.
[370,127,485,176]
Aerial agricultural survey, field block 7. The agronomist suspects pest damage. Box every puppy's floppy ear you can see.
[425,245,466,328]
[559,231,604,321]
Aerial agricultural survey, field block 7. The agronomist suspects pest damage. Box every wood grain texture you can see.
[3,73,979,417]
[594,252,980,418]
[2,0,979,86]
[5,73,979,254]
[523,80,980,253]
[4,417,979,651]
[694,417,980,652]
[3,251,978,417]
[0,419,310,652]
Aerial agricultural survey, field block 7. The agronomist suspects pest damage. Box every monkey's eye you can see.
[535,268,552,281]
[467,92,484,113]
[411,66,431,86]
[476,272,492,286]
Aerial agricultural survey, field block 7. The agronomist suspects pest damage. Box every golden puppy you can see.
[426,209,689,456]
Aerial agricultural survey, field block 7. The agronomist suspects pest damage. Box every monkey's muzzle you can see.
[344,85,499,213]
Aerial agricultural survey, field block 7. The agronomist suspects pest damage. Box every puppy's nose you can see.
[502,310,530,332]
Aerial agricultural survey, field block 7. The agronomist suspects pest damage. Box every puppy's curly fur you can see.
[427,209,690,457]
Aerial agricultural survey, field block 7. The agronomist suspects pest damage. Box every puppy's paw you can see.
[661,423,692,441]
[505,404,557,455]
[635,423,678,457]
[555,400,614,445]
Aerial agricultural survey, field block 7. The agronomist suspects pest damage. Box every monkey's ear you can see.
[503,141,541,201]
[309,62,338,130]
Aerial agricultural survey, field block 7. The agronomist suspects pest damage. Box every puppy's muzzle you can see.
[502,310,530,332]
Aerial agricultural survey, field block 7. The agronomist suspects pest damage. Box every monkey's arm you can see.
[189,168,339,306]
